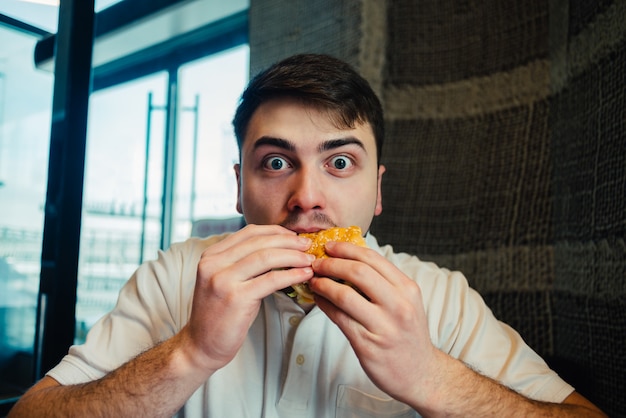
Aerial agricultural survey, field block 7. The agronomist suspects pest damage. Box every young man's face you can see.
[235,97,385,234]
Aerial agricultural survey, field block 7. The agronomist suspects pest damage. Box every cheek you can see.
[240,180,283,222]
[333,179,379,224]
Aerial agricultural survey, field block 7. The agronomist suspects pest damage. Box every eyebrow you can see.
[318,137,366,154]
[252,136,367,154]
[253,136,296,152]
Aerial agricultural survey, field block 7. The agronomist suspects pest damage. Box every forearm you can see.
[414,350,605,418]
[9,328,213,418]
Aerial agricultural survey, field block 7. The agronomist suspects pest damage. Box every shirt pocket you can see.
[335,385,418,418]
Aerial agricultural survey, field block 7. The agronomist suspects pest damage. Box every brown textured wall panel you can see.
[551,44,626,241]
[373,101,552,255]
[387,0,549,84]
[248,0,363,73]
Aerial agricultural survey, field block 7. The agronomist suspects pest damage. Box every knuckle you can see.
[333,285,353,306]
[405,280,422,300]
[395,301,415,323]
[254,249,274,266]
[350,261,370,278]
[206,271,237,301]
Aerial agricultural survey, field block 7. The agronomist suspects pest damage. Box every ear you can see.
[374,165,385,216]
[234,163,243,214]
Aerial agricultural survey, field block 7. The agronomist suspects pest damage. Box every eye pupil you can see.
[334,158,347,169]
[271,159,283,170]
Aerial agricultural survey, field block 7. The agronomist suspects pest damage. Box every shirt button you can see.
[289,315,301,326]
[296,354,305,365]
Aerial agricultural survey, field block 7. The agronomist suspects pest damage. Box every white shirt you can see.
[48,234,574,417]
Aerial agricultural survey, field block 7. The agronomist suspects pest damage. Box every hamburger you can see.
[286,225,367,304]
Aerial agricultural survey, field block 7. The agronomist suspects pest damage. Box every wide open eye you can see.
[329,155,353,170]
[263,156,290,171]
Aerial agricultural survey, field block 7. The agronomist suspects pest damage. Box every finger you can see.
[324,241,409,288]
[312,283,382,340]
[308,273,389,333]
[229,247,316,282]
[310,257,396,306]
[200,228,312,274]
[202,224,298,256]
[244,266,315,300]
[314,293,367,337]
[196,249,315,307]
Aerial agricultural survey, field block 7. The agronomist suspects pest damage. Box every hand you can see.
[308,241,438,406]
[183,224,315,372]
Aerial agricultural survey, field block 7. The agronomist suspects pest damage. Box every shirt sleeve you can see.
[432,269,574,402]
[47,237,214,385]
[373,240,574,404]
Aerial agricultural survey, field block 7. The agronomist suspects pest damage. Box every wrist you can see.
[412,349,456,415]
[171,327,219,382]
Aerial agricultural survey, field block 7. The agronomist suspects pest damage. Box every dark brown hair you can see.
[232,53,384,163]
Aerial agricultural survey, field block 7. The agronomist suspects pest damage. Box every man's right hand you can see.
[182,224,315,373]
[9,224,314,418]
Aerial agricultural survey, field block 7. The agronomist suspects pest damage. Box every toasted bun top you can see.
[299,225,366,258]
[286,226,367,304]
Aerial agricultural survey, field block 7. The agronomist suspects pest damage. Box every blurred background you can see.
[1,0,624,416]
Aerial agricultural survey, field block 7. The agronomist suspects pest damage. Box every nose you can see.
[287,167,326,213]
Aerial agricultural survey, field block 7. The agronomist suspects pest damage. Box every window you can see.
[0,24,54,405]
[76,72,168,341]
[75,44,249,342]
[0,2,249,409]
[173,46,248,241]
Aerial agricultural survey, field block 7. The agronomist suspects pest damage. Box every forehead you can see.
[243,98,376,153]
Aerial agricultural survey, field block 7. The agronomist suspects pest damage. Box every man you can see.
[10,54,605,417]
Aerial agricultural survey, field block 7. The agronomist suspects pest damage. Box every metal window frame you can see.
[0,13,51,38]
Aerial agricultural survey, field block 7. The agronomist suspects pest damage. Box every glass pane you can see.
[76,73,167,343]
[173,44,249,242]
[0,0,123,33]
[0,27,54,400]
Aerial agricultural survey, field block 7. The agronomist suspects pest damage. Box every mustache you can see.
[280,212,336,230]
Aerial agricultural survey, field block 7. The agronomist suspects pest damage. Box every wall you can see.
[248,0,626,415]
